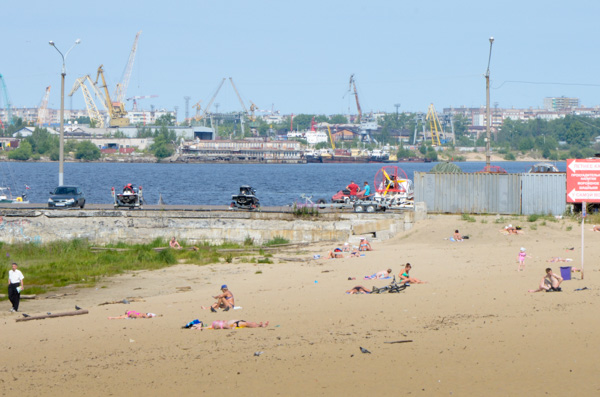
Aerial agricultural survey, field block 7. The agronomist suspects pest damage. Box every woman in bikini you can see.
[358,238,373,251]
[398,263,427,284]
[108,310,157,319]
[346,286,371,294]
[192,320,269,330]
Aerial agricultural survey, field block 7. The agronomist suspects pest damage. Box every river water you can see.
[0,161,566,206]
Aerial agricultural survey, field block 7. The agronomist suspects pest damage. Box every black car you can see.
[48,186,85,208]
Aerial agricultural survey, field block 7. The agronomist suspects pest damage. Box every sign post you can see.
[567,159,600,280]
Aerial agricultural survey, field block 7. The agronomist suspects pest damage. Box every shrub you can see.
[528,214,540,222]
[461,214,476,222]
[265,236,290,246]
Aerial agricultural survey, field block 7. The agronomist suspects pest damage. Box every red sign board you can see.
[566,159,600,203]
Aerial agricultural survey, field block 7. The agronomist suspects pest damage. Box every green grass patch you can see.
[530,224,538,231]
[292,204,320,218]
[461,214,476,223]
[0,238,244,296]
[257,257,273,264]
[566,226,573,231]
[264,236,290,246]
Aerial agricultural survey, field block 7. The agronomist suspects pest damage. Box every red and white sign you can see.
[567,159,600,203]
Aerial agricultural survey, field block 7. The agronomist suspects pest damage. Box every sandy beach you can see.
[1,214,599,396]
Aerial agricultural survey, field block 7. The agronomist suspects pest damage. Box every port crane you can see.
[425,104,442,146]
[0,74,13,127]
[326,125,336,150]
[126,95,158,111]
[36,86,51,127]
[68,76,105,128]
[348,74,362,123]
[196,78,226,121]
[95,65,130,127]
[114,31,141,104]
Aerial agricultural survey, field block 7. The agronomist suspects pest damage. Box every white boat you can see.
[0,187,28,204]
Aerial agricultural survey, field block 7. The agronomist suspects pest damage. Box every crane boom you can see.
[349,74,362,123]
[326,126,336,150]
[69,77,104,128]
[229,77,249,114]
[425,104,442,146]
[0,74,13,126]
[115,30,141,104]
[36,86,51,126]
[95,65,130,127]
[198,78,226,121]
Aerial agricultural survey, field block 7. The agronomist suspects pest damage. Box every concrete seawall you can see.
[0,206,426,245]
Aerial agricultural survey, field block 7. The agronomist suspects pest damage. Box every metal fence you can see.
[414,172,566,215]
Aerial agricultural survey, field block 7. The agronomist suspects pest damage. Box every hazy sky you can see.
[2,0,599,120]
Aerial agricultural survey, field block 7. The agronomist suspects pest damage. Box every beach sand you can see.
[1,214,599,396]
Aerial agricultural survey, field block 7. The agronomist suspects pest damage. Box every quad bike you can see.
[112,184,144,209]
[230,185,260,210]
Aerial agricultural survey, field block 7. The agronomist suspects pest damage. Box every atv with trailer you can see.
[230,185,260,210]
[112,184,144,209]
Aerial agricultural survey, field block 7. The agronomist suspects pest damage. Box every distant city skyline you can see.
[2,0,599,120]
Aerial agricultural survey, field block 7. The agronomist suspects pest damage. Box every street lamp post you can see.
[49,39,81,186]
[485,37,494,168]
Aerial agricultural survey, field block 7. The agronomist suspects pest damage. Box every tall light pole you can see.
[485,37,494,168]
[49,38,81,186]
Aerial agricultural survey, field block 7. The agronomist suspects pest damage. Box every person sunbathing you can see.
[326,248,344,259]
[504,224,519,234]
[364,269,392,279]
[346,285,371,294]
[529,268,563,292]
[350,250,361,257]
[451,229,463,242]
[547,257,573,263]
[201,285,234,312]
[192,320,269,330]
[169,236,182,250]
[593,225,600,232]
[358,238,373,251]
[108,310,157,319]
[399,263,427,284]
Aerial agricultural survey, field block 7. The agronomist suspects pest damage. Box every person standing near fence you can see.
[8,262,24,312]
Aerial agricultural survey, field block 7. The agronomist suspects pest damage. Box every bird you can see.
[22,313,30,318]
[254,351,264,357]
[359,347,371,354]
[47,312,52,315]
[75,305,82,310]
[122,299,130,304]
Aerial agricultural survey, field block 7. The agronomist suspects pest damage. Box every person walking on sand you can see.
[8,263,24,313]
[529,268,563,292]
[518,247,532,271]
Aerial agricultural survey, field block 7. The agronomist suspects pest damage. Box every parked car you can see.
[48,186,85,208]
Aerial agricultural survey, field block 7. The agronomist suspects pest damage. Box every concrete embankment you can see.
[0,206,426,245]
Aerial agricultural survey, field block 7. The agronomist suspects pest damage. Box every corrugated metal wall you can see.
[414,172,566,215]
[520,174,566,215]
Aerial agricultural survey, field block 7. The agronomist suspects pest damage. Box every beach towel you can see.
[364,274,391,280]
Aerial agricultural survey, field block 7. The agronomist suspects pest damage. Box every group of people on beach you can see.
[325,237,372,259]
[107,283,269,330]
[347,263,426,294]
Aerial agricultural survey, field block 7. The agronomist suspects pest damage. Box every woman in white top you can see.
[8,262,24,312]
